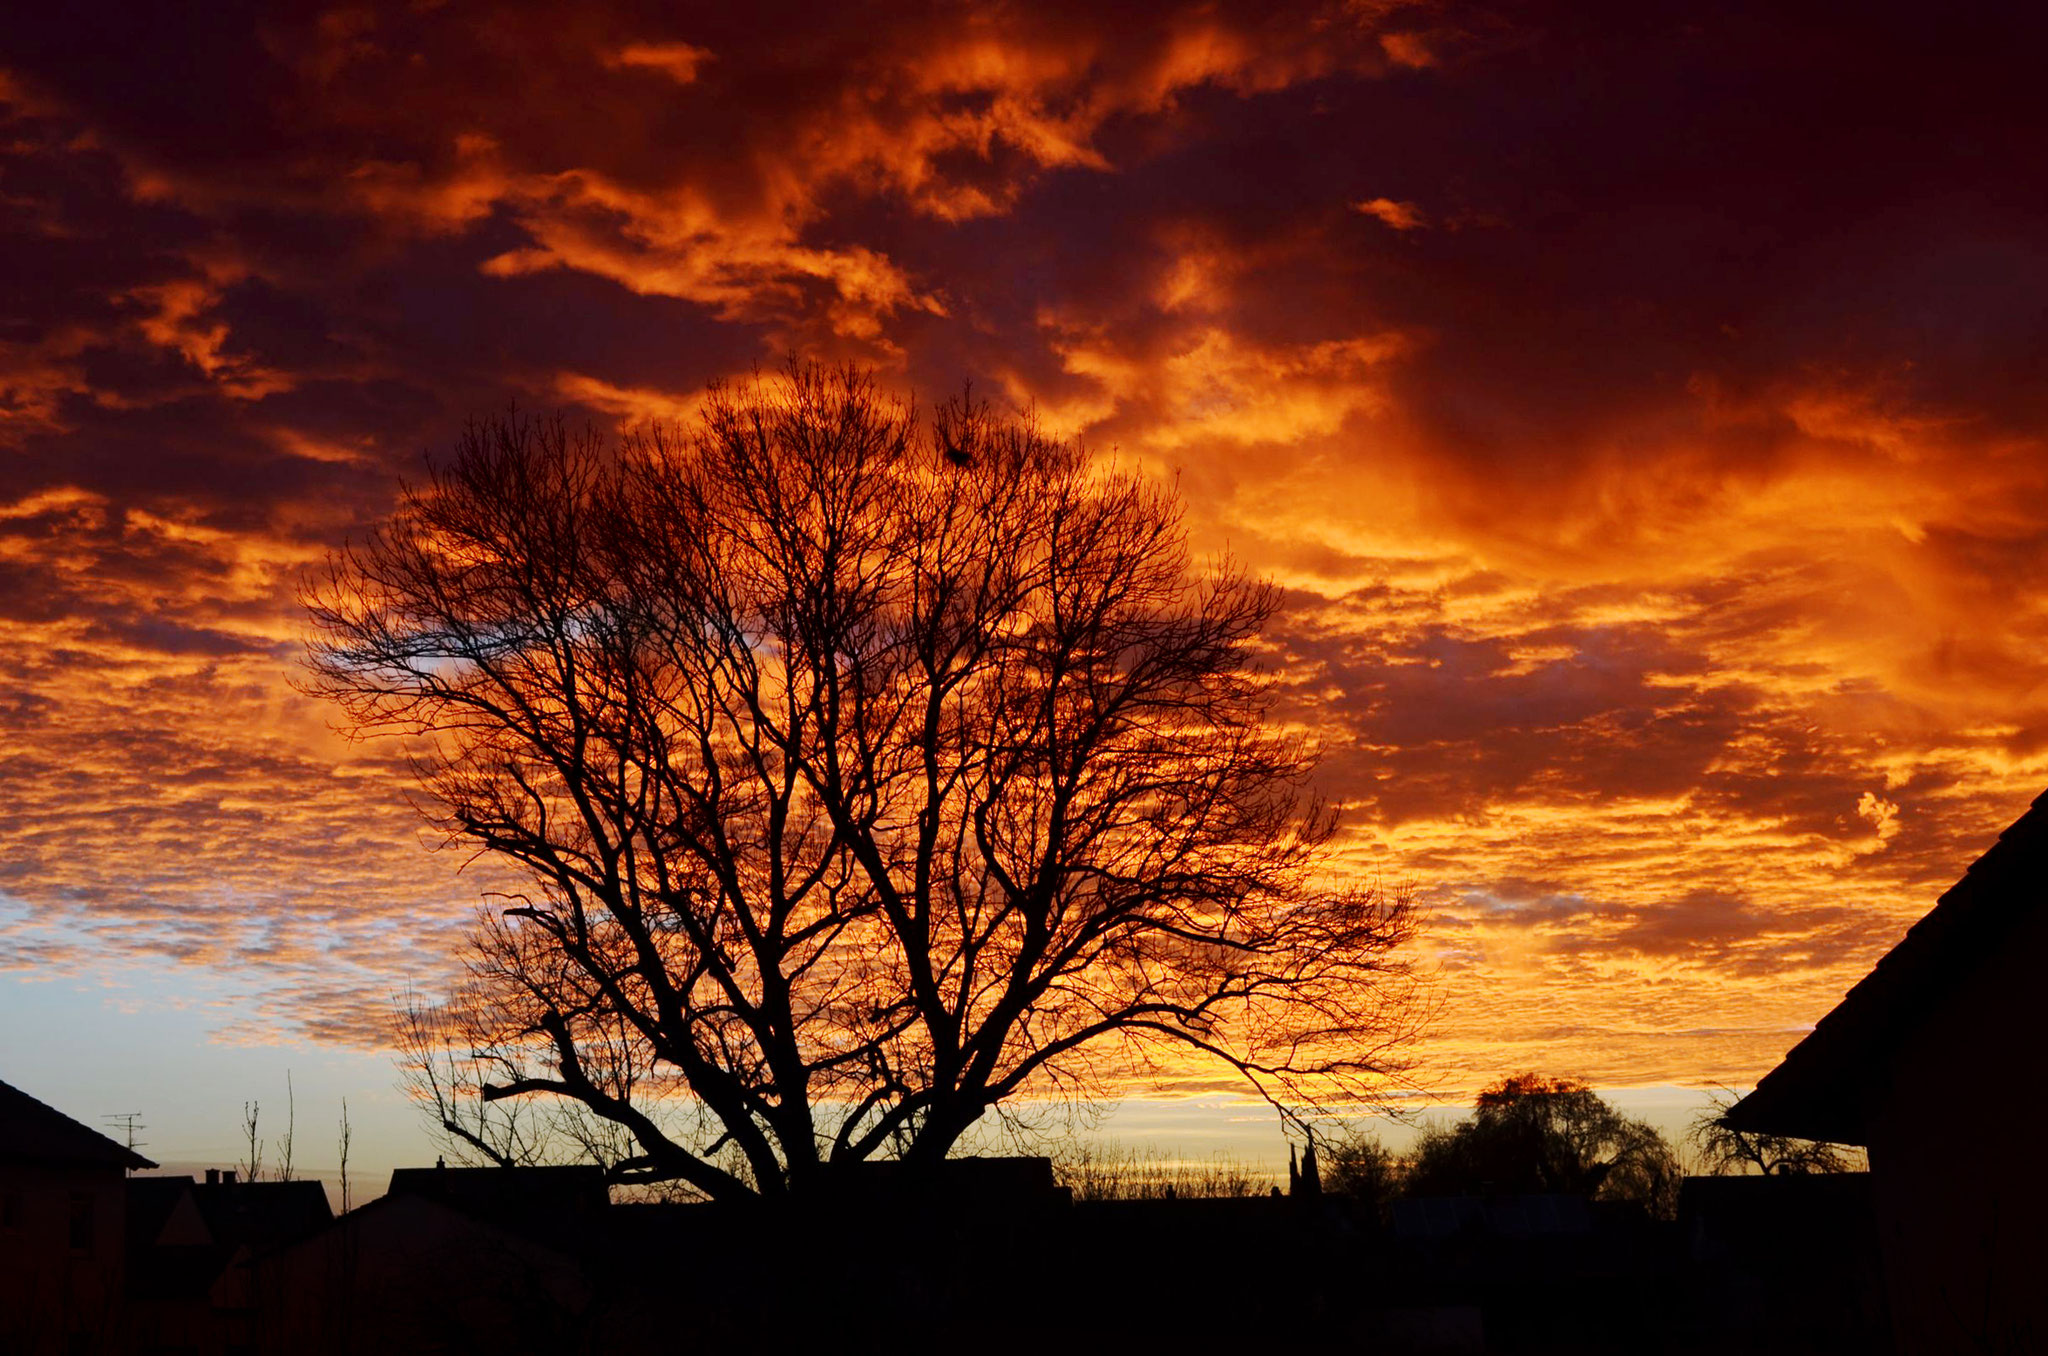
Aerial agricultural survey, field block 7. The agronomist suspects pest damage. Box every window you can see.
[68,1192,94,1252]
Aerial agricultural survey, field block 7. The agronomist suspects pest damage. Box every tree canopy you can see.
[303,364,1423,1199]
[1405,1073,1682,1216]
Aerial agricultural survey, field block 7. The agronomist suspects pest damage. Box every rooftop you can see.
[0,1077,156,1170]
[1728,787,2048,1144]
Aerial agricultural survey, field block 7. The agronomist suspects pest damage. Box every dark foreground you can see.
[80,1161,1891,1355]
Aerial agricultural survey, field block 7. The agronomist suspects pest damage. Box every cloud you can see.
[1355,197,1427,231]
[1378,31,1438,69]
[1856,791,1902,850]
[605,42,714,85]
[0,0,2045,1100]
[128,271,297,400]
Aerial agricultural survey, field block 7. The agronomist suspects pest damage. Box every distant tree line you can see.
[1059,1074,1859,1222]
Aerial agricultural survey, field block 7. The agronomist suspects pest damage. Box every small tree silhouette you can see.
[238,1100,261,1183]
[1323,1129,1403,1219]
[1686,1087,1861,1176]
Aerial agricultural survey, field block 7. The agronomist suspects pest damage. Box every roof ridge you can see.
[1726,787,2048,1143]
[0,1076,157,1169]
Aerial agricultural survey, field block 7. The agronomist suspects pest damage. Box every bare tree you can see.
[1687,1087,1861,1176]
[303,362,1423,1201]
[337,1098,353,1213]
[275,1071,296,1182]
[239,1101,262,1183]
[395,985,680,1180]
[395,988,544,1168]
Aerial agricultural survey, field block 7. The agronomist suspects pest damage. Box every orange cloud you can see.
[1355,196,1427,230]
[3,0,2045,1115]
[605,42,713,85]
[1378,31,1438,68]
[129,275,296,400]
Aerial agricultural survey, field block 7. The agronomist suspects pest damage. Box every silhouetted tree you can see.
[394,990,553,1169]
[275,1070,295,1182]
[239,1100,262,1183]
[1686,1087,1860,1176]
[304,363,1423,1201]
[337,1098,353,1213]
[1406,1073,1682,1217]
[1324,1129,1403,1219]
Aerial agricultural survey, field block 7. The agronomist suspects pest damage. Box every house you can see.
[251,1165,599,1355]
[0,1077,155,1356]
[126,1170,333,1355]
[1728,788,2048,1353]
[1676,1173,1888,1352]
[253,1157,1088,1353]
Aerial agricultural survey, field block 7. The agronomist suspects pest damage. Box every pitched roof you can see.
[127,1175,203,1249]
[124,1175,336,1302]
[189,1178,335,1251]
[0,1077,156,1169]
[1727,788,2048,1144]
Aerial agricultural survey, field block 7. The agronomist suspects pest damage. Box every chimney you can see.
[222,1170,238,1186]
[205,1168,219,1186]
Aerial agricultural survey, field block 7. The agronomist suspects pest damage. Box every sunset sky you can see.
[4,2,2045,1178]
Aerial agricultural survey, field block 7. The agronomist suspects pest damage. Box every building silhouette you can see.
[0,1077,154,1355]
[1730,787,2048,1353]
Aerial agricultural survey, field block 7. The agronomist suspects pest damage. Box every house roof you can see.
[0,1077,156,1169]
[1727,788,2048,1144]
[256,1189,585,1290]
[127,1175,203,1249]
[188,1178,334,1251]
[386,1163,608,1236]
[125,1175,337,1301]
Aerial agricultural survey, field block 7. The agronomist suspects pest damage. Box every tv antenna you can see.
[104,1111,146,1155]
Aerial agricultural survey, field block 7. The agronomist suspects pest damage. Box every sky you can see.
[3,1,2045,1181]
